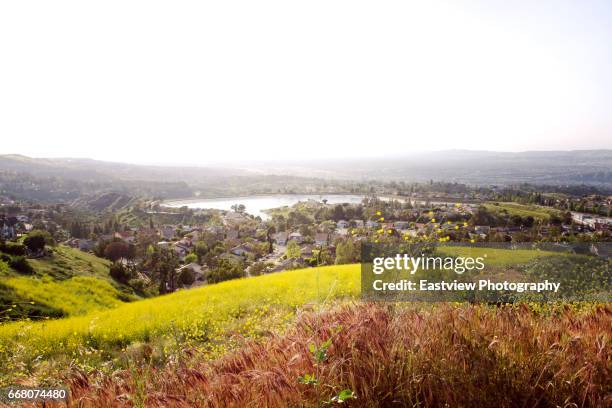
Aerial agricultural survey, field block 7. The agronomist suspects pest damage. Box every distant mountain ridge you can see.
[0,151,611,203]
[0,154,250,183]
[246,150,612,186]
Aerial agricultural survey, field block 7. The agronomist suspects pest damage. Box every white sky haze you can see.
[1,1,611,164]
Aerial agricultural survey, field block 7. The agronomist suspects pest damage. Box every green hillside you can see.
[483,202,563,221]
[0,245,136,320]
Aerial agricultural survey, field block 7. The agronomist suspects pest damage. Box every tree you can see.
[184,253,198,264]
[266,226,276,254]
[146,246,180,294]
[208,258,244,284]
[109,262,131,284]
[104,241,131,262]
[0,241,26,256]
[24,230,53,253]
[332,204,346,221]
[249,261,271,276]
[316,247,333,266]
[286,240,301,259]
[299,224,314,238]
[195,241,209,261]
[231,204,246,213]
[335,239,360,264]
[523,216,535,228]
[178,267,195,286]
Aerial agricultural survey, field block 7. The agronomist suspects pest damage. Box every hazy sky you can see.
[1,1,611,164]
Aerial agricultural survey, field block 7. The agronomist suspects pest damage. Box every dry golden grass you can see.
[51,302,611,408]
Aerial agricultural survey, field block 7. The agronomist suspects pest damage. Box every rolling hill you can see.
[0,246,608,407]
[0,246,562,385]
[0,245,136,320]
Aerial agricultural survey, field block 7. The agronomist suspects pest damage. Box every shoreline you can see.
[161,193,375,207]
[161,194,485,208]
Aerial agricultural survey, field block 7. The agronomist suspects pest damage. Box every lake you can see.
[163,194,368,219]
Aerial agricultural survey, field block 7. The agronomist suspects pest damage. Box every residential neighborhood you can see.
[2,190,611,293]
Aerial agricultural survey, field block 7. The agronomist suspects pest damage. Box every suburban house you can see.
[176,262,207,286]
[394,221,410,230]
[187,230,201,241]
[224,212,245,225]
[300,244,314,257]
[336,220,350,229]
[172,242,190,258]
[273,232,288,245]
[351,219,365,228]
[99,233,114,242]
[114,231,135,244]
[226,229,239,240]
[159,226,176,240]
[0,223,15,239]
[335,228,349,236]
[474,226,491,235]
[204,225,225,242]
[230,244,252,257]
[137,228,159,240]
[178,236,194,248]
[314,232,329,246]
[65,238,95,252]
[366,220,379,229]
[288,232,304,244]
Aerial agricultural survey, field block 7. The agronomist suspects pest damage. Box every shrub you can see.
[24,233,46,253]
[208,259,244,284]
[177,267,195,286]
[109,263,130,284]
[128,278,148,294]
[9,256,34,274]
[249,261,272,276]
[0,241,27,256]
[184,253,198,264]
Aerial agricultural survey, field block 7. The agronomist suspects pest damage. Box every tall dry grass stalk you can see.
[24,303,611,408]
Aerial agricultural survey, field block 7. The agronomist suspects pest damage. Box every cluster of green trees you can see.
[0,230,55,275]
[493,185,611,216]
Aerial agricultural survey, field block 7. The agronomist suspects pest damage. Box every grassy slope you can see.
[0,246,557,385]
[0,265,359,365]
[483,202,562,221]
[27,246,112,279]
[0,246,134,318]
[3,276,125,316]
[77,303,609,408]
[438,246,554,266]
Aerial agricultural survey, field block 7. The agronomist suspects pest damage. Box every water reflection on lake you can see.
[163,194,368,219]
